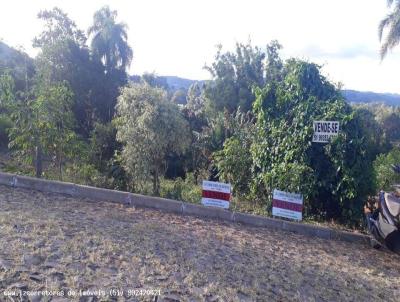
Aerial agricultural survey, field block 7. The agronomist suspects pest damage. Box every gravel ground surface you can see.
[0,185,400,302]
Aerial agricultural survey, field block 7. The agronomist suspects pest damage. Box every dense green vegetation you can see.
[1,6,400,228]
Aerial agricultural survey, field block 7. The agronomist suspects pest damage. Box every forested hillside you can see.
[343,89,400,106]
[130,75,400,107]
[1,7,400,228]
[3,41,399,107]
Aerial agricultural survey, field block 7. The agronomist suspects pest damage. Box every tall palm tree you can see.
[88,6,133,73]
[379,0,400,59]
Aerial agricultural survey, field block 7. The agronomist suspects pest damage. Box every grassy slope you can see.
[0,185,399,301]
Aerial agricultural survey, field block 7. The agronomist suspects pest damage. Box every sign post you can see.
[272,189,303,221]
[312,121,340,143]
[201,180,231,209]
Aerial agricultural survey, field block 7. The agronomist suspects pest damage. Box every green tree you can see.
[33,8,86,48]
[250,59,376,225]
[8,83,79,179]
[34,7,104,136]
[379,0,400,59]
[352,107,389,156]
[353,103,400,146]
[204,41,265,113]
[0,72,14,108]
[89,121,119,172]
[141,73,169,90]
[171,89,187,105]
[186,82,205,114]
[214,110,255,196]
[88,6,133,122]
[88,6,133,74]
[180,83,209,182]
[265,40,283,83]
[115,83,190,195]
[374,147,400,190]
[0,72,15,147]
[180,105,209,182]
[382,112,400,144]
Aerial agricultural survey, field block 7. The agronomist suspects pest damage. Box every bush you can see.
[89,122,119,172]
[374,148,400,191]
[225,59,377,227]
[0,114,12,148]
[214,110,254,197]
[63,163,109,187]
[160,174,202,203]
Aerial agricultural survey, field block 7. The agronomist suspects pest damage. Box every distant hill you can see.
[163,76,200,91]
[1,40,399,108]
[342,90,400,107]
[130,75,400,107]
[130,75,202,92]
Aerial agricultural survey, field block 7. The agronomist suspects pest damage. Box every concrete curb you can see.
[0,172,370,245]
[330,229,369,244]
[234,212,284,229]
[282,220,332,240]
[130,193,183,214]
[16,175,78,196]
[182,202,234,221]
[0,172,15,187]
[75,184,129,204]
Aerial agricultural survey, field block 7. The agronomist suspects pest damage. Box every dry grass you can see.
[0,185,400,302]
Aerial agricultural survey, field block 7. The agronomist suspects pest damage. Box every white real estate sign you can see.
[312,121,340,143]
[272,189,303,221]
[201,180,231,209]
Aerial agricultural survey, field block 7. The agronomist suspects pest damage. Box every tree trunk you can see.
[153,168,160,196]
[35,144,42,178]
[34,111,42,178]
[58,152,63,181]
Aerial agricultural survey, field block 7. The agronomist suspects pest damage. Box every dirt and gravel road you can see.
[0,185,400,301]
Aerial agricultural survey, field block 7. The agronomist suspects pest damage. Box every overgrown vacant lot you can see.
[0,185,400,302]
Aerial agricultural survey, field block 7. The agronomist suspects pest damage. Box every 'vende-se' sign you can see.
[312,121,340,143]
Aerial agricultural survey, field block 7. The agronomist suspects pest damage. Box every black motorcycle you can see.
[366,164,400,254]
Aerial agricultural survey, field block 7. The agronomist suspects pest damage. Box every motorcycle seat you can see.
[384,193,400,217]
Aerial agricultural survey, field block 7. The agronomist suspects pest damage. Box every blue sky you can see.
[1,0,400,93]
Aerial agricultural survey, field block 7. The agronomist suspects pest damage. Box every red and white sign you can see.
[201,180,231,209]
[272,189,303,220]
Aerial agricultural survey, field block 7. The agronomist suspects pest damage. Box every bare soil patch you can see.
[0,185,400,301]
